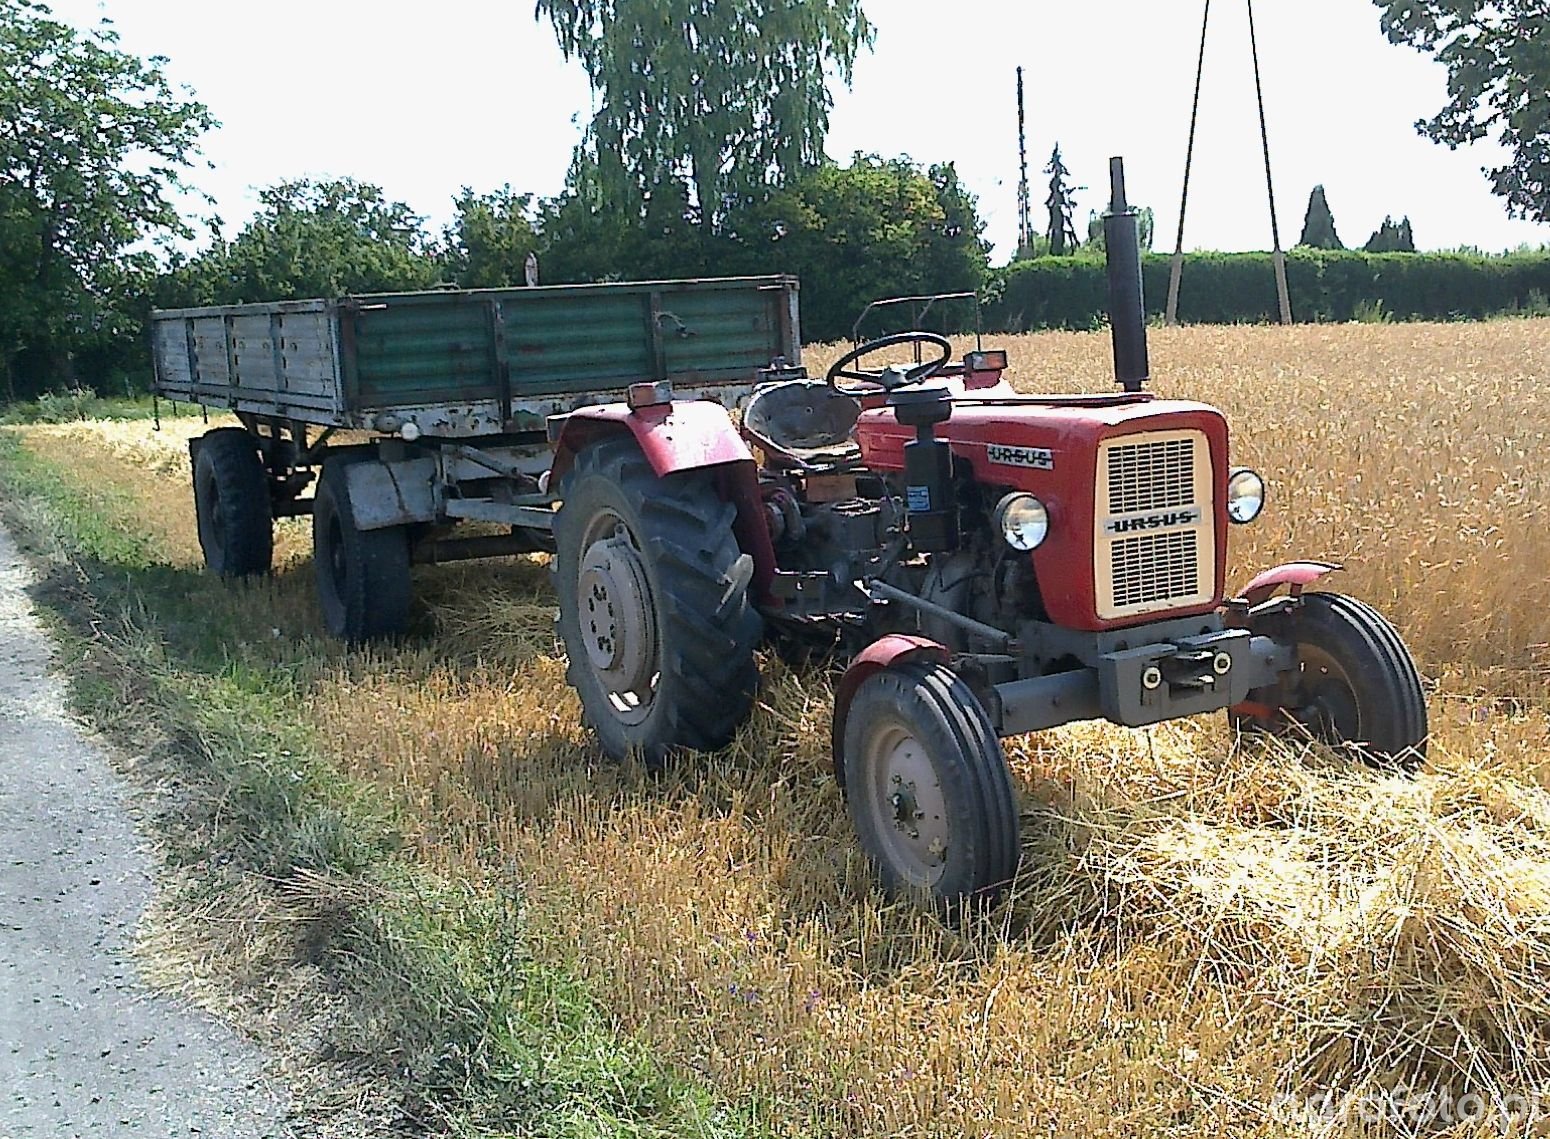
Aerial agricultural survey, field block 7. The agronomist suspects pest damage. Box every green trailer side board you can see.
[152,276,801,438]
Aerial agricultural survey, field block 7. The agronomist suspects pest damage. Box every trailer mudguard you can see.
[831,635,952,785]
[1236,560,1342,606]
[548,400,754,484]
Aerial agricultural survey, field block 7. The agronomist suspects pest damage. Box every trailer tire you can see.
[553,437,761,764]
[1235,591,1427,772]
[840,660,1020,913]
[192,427,273,578]
[312,456,412,644]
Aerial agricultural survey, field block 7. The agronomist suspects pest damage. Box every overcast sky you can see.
[47,0,1550,259]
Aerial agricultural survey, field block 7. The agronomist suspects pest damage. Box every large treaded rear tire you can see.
[841,660,1020,913]
[192,427,273,578]
[312,456,412,644]
[553,437,761,764]
[1239,591,1428,772]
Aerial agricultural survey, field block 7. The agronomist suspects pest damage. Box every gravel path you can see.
[0,523,295,1137]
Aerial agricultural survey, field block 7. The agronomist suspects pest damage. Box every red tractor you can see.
[547,159,1427,910]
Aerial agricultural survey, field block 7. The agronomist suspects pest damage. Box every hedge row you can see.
[985,250,1550,331]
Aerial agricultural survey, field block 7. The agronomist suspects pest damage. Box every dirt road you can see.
[0,524,294,1137]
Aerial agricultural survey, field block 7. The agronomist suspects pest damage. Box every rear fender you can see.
[549,400,776,603]
[549,400,753,483]
[1235,560,1342,607]
[831,635,952,786]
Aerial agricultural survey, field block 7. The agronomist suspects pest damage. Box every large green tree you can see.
[535,0,872,234]
[1374,0,1550,222]
[0,0,214,397]
[729,154,989,342]
[179,178,439,305]
[444,185,541,288]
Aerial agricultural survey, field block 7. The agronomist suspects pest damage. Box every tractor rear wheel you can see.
[192,427,273,578]
[1235,591,1427,771]
[312,456,412,643]
[840,660,1020,912]
[553,437,761,764]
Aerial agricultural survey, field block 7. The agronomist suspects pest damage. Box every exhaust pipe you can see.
[1104,156,1149,392]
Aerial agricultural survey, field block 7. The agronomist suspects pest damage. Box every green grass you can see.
[0,390,206,425]
[0,427,763,1139]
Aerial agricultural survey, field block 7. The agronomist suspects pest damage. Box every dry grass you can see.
[16,319,1550,1136]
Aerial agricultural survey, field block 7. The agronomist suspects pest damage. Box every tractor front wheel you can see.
[840,660,1020,912]
[553,437,761,764]
[1235,591,1427,771]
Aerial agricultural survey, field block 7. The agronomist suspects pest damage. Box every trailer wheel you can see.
[312,457,412,644]
[192,427,273,578]
[840,660,1020,912]
[1236,591,1427,771]
[553,437,761,764]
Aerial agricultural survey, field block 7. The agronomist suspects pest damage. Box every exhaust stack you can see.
[1104,156,1149,392]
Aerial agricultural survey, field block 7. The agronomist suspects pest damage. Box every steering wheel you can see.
[825,331,953,396]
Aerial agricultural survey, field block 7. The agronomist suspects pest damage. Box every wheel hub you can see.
[578,530,657,697]
[863,727,951,886]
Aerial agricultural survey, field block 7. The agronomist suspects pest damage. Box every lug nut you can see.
[1141,665,1163,691]
[1213,651,1233,675]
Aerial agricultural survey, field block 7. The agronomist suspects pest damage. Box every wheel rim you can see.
[1288,643,1362,744]
[576,509,658,726]
[859,719,951,888]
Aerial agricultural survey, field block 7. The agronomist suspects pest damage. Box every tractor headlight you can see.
[1226,468,1265,524]
[995,493,1049,551]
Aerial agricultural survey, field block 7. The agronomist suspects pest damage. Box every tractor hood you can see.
[856,392,1233,631]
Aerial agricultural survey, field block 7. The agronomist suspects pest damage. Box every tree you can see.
[196,178,439,304]
[1298,185,1345,249]
[1364,214,1417,252]
[1044,145,1080,256]
[728,154,990,342]
[535,0,873,234]
[0,0,215,397]
[444,186,540,288]
[1373,0,1550,222]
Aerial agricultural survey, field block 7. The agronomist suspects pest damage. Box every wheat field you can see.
[14,319,1550,1136]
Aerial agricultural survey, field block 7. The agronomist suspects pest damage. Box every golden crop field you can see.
[12,318,1550,1137]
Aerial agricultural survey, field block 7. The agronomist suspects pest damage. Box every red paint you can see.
[830,634,951,783]
[1237,560,1342,606]
[549,399,753,483]
[854,395,1231,631]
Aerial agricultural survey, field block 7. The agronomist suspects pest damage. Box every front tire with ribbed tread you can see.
[192,427,273,578]
[553,437,762,764]
[840,660,1020,913]
[1237,591,1427,771]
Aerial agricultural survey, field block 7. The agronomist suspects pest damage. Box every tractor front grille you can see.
[1095,430,1214,619]
[1109,531,1201,609]
[1106,437,1196,515]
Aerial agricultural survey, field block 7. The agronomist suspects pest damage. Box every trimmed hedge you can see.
[986,250,1550,331]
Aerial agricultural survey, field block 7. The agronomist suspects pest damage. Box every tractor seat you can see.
[743,379,862,471]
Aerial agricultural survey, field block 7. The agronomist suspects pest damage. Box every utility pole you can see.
[1016,67,1032,259]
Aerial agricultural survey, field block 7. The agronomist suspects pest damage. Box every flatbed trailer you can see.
[153,276,797,537]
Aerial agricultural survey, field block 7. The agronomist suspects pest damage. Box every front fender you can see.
[549,400,753,484]
[831,635,951,786]
[1235,560,1342,607]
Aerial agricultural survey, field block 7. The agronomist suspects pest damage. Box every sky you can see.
[45,0,1550,260]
